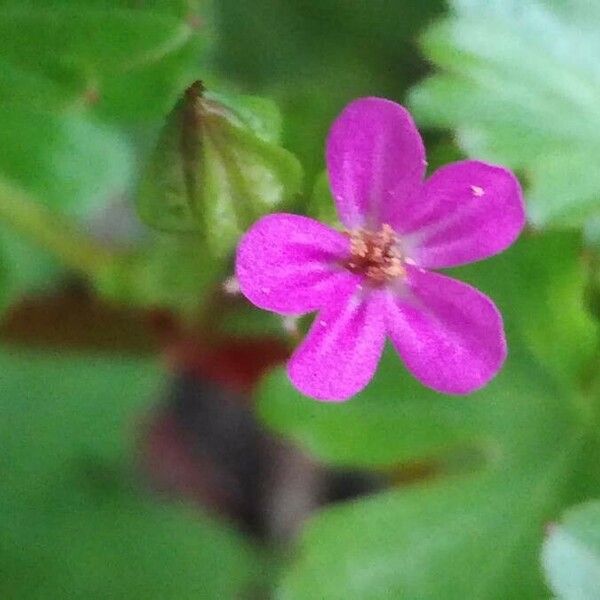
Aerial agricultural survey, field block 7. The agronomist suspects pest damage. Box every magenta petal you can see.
[288,285,386,402]
[236,213,356,315]
[326,97,426,230]
[404,161,525,268]
[385,268,506,394]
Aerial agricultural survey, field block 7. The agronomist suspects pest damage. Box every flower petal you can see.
[288,283,386,402]
[236,213,355,315]
[403,161,525,268]
[385,268,506,394]
[326,97,426,230]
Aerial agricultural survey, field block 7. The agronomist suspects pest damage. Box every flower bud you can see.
[136,81,303,257]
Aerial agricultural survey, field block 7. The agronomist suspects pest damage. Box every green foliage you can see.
[0,0,209,212]
[409,0,600,228]
[259,232,600,598]
[219,300,286,339]
[0,228,62,315]
[214,0,445,179]
[542,500,600,600]
[0,107,130,316]
[1,2,600,597]
[0,109,131,216]
[95,233,221,315]
[136,84,303,258]
[0,0,208,217]
[259,348,478,469]
[0,0,212,315]
[0,347,263,599]
[455,233,598,387]
[0,3,207,121]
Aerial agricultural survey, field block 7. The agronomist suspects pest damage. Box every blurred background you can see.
[1,1,599,598]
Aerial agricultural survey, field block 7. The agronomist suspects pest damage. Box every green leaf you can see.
[263,232,600,598]
[0,109,131,217]
[136,84,303,258]
[0,348,164,493]
[1,486,263,600]
[275,344,600,599]
[0,60,70,111]
[258,349,480,469]
[453,232,597,387]
[0,8,192,77]
[542,500,600,600]
[0,347,264,598]
[408,0,600,228]
[5,0,201,20]
[0,5,208,121]
[214,0,446,180]
[97,35,207,123]
[0,226,62,316]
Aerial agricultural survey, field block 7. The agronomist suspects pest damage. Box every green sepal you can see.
[136,82,303,257]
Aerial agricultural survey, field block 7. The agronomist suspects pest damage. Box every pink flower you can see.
[236,98,525,401]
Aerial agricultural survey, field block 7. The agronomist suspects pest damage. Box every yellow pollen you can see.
[345,224,405,284]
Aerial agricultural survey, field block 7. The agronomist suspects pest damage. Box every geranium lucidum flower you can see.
[236,98,525,401]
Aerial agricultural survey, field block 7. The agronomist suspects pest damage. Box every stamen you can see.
[345,224,405,284]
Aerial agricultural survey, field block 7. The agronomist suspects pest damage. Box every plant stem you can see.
[0,181,116,278]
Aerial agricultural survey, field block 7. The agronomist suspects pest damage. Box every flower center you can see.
[345,224,405,284]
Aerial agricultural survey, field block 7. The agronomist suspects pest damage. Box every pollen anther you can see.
[345,224,405,284]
